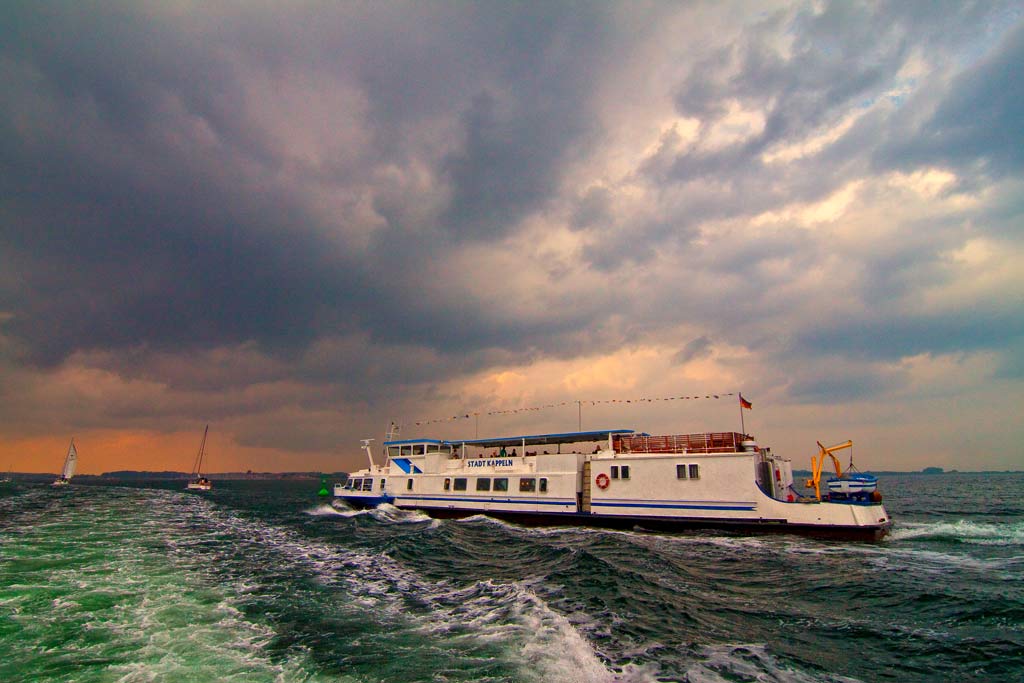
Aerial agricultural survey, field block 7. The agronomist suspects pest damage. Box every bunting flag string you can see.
[411,393,736,426]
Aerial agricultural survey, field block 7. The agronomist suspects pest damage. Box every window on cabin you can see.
[348,479,359,490]
[381,478,386,490]
[621,465,630,480]
[362,479,373,491]
[407,478,413,491]
[519,478,536,492]
[539,478,548,493]
[413,444,425,455]
[689,464,700,479]
[453,478,467,491]
[444,478,451,491]
[610,466,619,479]
[388,447,400,458]
[494,478,509,492]
[476,478,491,491]
[676,464,687,479]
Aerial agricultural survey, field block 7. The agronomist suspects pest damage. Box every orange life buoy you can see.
[596,473,610,489]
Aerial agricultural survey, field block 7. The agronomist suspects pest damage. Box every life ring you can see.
[596,473,610,489]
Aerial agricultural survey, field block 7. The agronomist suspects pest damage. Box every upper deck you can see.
[614,432,752,454]
[380,429,754,460]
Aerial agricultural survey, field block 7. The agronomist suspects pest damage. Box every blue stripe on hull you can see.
[592,501,756,512]
[397,495,575,507]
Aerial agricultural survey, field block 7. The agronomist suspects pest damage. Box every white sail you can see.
[62,440,78,479]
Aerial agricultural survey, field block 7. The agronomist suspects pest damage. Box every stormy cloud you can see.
[1,1,1021,473]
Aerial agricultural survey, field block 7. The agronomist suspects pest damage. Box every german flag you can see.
[739,394,752,410]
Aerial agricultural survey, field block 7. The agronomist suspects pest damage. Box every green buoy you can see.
[317,475,330,497]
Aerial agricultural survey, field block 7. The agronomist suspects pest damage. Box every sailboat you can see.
[186,425,212,491]
[51,439,77,487]
[1,465,13,485]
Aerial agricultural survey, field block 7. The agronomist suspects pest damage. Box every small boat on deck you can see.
[333,427,892,541]
[51,439,78,487]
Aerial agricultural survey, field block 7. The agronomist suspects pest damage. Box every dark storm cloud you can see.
[793,307,1024,362]
[876,20,1024,178]
[0,1,614,374]
[672,336,713,365]
[1,0,1022,428]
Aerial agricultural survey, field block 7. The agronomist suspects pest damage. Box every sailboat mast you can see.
[192,425,209,476]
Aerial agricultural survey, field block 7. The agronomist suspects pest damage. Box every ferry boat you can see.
[333,428,892,541]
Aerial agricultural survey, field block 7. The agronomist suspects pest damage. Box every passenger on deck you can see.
[500,446,507,457]
[511,449,517,457]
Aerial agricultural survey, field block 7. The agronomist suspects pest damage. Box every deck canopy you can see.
[444,429,635,449]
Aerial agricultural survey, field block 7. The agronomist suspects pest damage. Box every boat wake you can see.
[303,503,354,517]
[890,519,1024,545]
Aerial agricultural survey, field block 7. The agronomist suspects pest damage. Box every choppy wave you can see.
[4,476,1024,683]
[890,519,1024,545]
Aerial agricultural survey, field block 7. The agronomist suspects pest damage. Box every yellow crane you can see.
[805,440,853,501]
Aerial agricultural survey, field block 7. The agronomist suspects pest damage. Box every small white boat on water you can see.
[51,439,77,487]
[186,425,212,491]
[334,426,892,541]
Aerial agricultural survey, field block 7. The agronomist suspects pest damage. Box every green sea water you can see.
[1,474,1022,682]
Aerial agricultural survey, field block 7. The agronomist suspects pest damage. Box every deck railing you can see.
[614,432,750,454]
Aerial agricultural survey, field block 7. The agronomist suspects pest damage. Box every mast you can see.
[192,425,209,478]
[361,439,376,469]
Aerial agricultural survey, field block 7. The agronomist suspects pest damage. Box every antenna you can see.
[361,439,376,469]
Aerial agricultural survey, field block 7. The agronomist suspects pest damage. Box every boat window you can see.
[407,478,413,491]
[519,478,536,492]
[351,479,361,490]
[676,464,687,479]
[476,478,491,491]
[426,444,443,453]
[454,478,468,491]
[444,478,451,491]
[362,479,373,491]
[621,466,630,480]
[689,464,700,479]
[610,466,619,479]
[494,478,509,492]
[539,478,548,493]
[381,478,386,490]
[388,446,401,459]
[413,444,425,455]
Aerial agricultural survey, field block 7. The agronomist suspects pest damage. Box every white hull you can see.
[186,480,212,491]
[334,430,892,541]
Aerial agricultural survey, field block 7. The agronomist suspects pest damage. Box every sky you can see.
[1,1,1022,475]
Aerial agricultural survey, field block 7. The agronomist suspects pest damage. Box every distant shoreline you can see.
[5,470,1022,481]
[3,471,349,482]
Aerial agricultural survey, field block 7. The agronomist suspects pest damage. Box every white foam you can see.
[890,519,1024,545]
[684,643,862,683]
[303,503,350,517]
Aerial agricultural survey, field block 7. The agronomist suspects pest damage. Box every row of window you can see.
[444,477,549,493]
[677,464,700,479]
[348,466,699,492]
[346,477,384,491]
[387,444,452,457]
[345,476,551,493]
[608,464,699,479]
